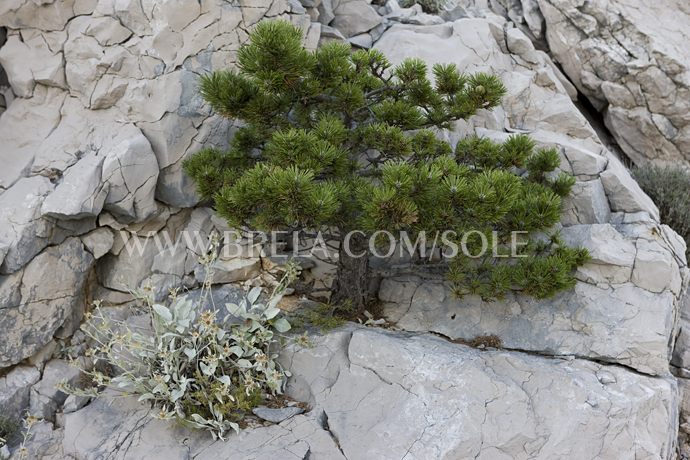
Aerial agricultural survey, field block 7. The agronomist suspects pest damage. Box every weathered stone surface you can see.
[0,238,95,368]
[318,0,336,24]
[101,127,159,222]
[81,228,115,260]
[62,391,345,459]
[600,154,660,220]
[0,365,40,421]
[98,233,158,292]
[386,3,445,25]
[376,20,595,139]
[7,421,64,460]
[0,31,65,98]
[562,223,635,283]
[381,275,677,375]
[0,176,54,274]
[530,0,690,166]
[561,179,611,225]
[0,0,87,31]
[284,326,678,459]
[0,87,66,190]
[1,0,689,455]
[41,151,108,220]
[252,405,305,423]
[35,325,678,458]
[331,0,382,37]
[63,394,91,414]
[206,257,262,284]
[29,360,83,422]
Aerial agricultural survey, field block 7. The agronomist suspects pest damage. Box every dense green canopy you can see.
[185,20,587,302]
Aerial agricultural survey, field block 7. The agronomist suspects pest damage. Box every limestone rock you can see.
[62,392,345,459]
[0,176,55,274]
[561,224,635,283]
[139,112,201,208]
[373,19,686,376]
[0,87,67,191]
[63,395,90,414]
[29,360,83,422]
[0,366,40,421]
[98,233,158,292]
[7,421,64,460]
[84,16,132,46]
[534,0,690,166]
[0,0,83,31]
[113,0,153,36]
[331,0,382,37]
[348,32,373,48]
[40,151,108,220]
[600,154,660,220]
[375,20,594,139]
[0,238,95,368]
[201,257,262,285]
[380,275,677,375]
[631,237,683,294]
[81,228,115,260]
[561,179,611,225]
[252,405,305,423]
[386,4,445,25]
[318,0,336,24]
[0,31,65,98]
[53,325,678,458]
[101,127,159,222]
[284,326,678,459]
[319,24,347,43]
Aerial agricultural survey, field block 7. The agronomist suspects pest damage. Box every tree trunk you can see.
[330,232,380,313]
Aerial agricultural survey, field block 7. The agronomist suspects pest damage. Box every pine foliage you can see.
[184,20,587,301]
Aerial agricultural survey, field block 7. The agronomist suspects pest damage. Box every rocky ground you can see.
[0,0,690,458]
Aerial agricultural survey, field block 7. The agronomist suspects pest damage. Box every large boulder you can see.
[331,0,382,37]
[374,19,687,376]
[284,326,678,459]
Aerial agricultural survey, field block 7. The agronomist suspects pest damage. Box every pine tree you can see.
[184,20,588,311]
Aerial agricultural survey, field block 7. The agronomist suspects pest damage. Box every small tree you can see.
[184,20,587,311]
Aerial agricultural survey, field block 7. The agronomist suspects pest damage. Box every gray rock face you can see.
[29,360,83,422]
[0,176,55,274]
[0,365,40,421]
[283,326,678,459]
[0,0,318,373]
[41,151,108,220]
[252,405,305,423]
[0,87,66,191]
[0,238,95,368]
[61,391,345,460]
[331,0,382,37]
[101,127,159,222]
[0,0,689,457]
[600,154,660,219]
[524,0,690,166]
[381,274,677,375]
